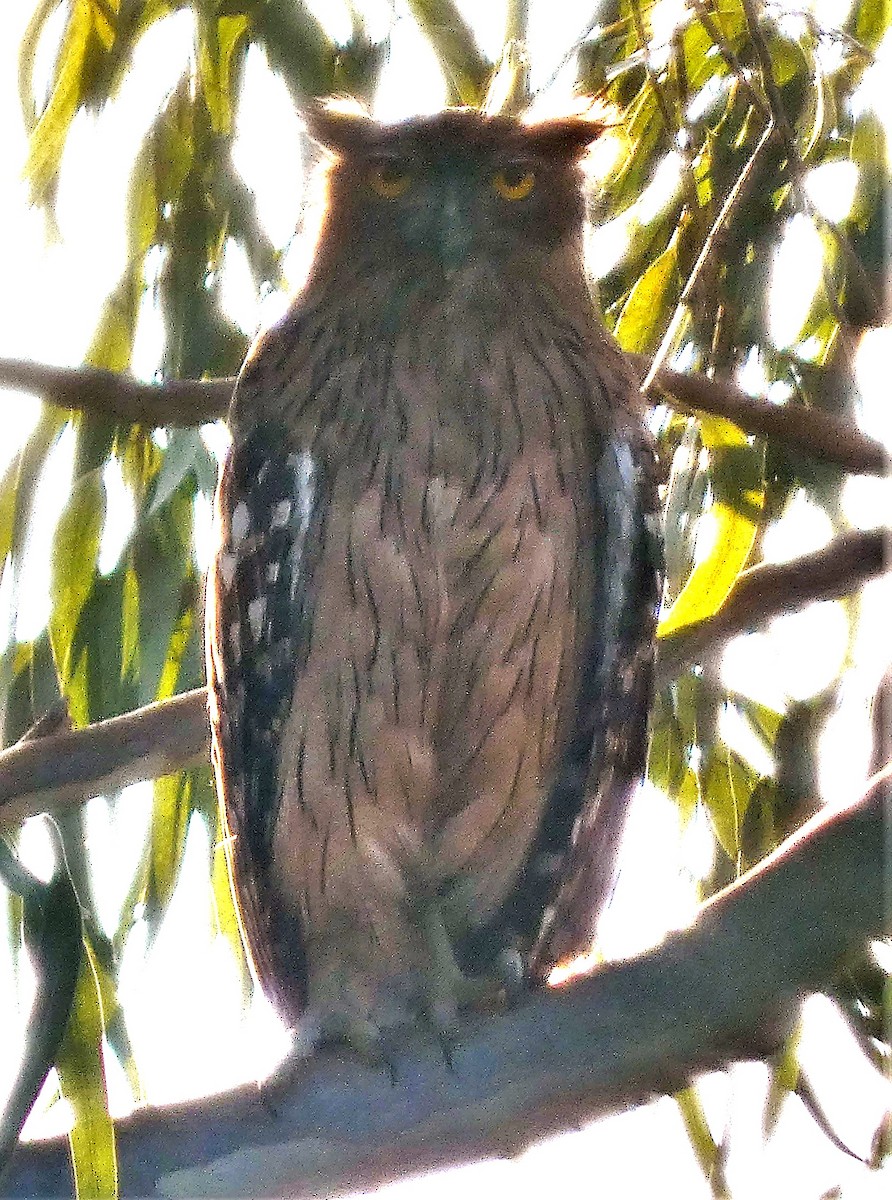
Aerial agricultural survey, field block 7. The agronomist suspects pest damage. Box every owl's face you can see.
[304,106,604,275]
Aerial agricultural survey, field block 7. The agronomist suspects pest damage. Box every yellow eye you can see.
[492,167,535,201]
[369,162,412,199]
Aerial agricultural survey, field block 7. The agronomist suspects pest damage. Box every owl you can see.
[205,104,661,1055]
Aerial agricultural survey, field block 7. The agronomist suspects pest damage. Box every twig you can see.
[641,116,777,391]
[656,529,888,685]
[0,358,232,427]
[0,532,884,828]
[3,769,887,1199]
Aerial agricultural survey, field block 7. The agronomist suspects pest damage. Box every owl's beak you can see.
[436,180,474,268]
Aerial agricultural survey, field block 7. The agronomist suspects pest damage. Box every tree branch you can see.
[0,531,885,828]
[1,355,886,474]
[0,358,231,427]
[637,358,889,476]
[3,769,887,1199]
[656,528,888,685]
[0,690,209,829]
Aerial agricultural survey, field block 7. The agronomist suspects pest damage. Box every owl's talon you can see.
[495,947,527,1003]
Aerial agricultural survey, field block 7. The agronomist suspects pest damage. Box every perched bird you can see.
[206,104,661,1053]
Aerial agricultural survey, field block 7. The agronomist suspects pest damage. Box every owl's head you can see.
[303,104,605,276]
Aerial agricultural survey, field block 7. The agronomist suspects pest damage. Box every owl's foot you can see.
[416,902,525,1056]
[275,912,524,1072]
[286,924,413,1066]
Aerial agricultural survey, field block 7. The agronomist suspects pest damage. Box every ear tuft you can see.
[521,116,609,159]
[302,98,375,155]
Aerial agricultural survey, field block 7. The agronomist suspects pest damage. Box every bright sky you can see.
[0,2,890,1197]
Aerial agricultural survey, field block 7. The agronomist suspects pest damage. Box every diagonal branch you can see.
[0,531,885,829]
[642,360,889,476]
[0,690,210,829]
[1,355,886,474]
[3,769,887,1199]
[656,528,888,685]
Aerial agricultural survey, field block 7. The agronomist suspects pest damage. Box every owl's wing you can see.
[531,410,662,974]
[459,346,661,982]
[206,416,325,1018]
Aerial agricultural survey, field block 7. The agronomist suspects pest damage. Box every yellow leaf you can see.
[658,415,764,637]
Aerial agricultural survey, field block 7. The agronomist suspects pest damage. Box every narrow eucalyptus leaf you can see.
[0,849,81,1177]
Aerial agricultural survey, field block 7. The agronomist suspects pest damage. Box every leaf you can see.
[764,1025,802,1136]
[674,1084,723,1185]
[56,936,117,1200]
[146,428,204,517]
[48,469,106,690]
[0,408,68,584]
[86,931,142,1104]
[646,710,688,796]
[0,839,82,1173]
[23,0,92,204]
[129,490,194,705]
[196,11,250,135]
[142,770,194,937]
[613,233,680,355]
[406,0,492,106]
[253,0,336,101]
[207,801,253,1005]
[657,416,765,638]
[0,634,63,747]
[851,0,892,52]
[700,744,755,861]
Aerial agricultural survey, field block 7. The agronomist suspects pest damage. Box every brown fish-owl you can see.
[206,104,661,1052]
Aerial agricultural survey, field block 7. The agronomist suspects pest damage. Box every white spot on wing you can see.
[247,596,266,641]
[271,499,292,528]
[231,501,250,545]
[218,552,236,590]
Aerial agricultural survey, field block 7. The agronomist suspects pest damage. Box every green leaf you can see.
[764,1025,802,1136]
[647,710,688,796]
[675,1085,723,1186]
[86,931,143,1104]
[700,745,755,862]
[196,12,250,135]
[146,428,204,516]
[0,840,82,1173]
[0,408,68,584]
[22,0,92,204]
[143,770,194,936]
[129,489,194,705]
[658,416,765,638]
[254,0,336,101]
[56,936,117,1200]
[614,233,680,355]
[406,0,492,106]
[49,469,106,690]
[851,0,892,52]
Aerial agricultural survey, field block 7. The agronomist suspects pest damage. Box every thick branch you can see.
[1,532,885,828]
[0,358,231,427]
[1,356,886,474]
[3,770,887,1199]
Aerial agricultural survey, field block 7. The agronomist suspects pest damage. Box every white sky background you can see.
[0,1,891,1197]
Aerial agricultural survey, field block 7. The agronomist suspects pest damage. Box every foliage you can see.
[0,1,888,1196]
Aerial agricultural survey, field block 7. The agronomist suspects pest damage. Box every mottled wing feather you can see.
[532,352,662,973]
[207,418,325,1015]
